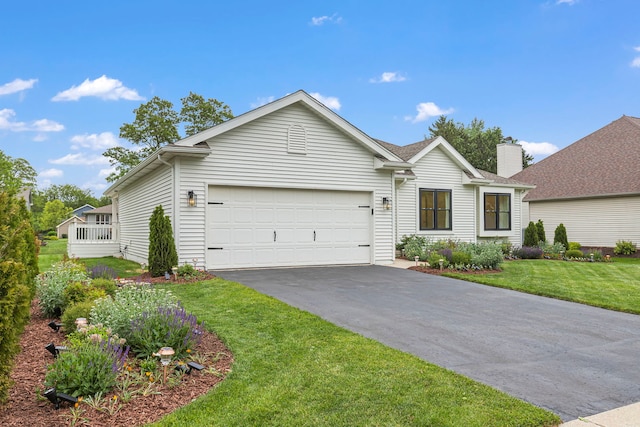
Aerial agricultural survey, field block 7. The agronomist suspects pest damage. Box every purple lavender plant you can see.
[88,264,117,279]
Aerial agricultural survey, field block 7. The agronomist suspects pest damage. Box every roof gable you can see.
[175,90,402,162]
[512,115,640,201]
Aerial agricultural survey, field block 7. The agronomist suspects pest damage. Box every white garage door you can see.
[206,186,372,269]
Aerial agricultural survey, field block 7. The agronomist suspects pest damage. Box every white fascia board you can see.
[374,157,414,170]
[174,90,404,162]
[103,145,210,197]
[408,136,484,179]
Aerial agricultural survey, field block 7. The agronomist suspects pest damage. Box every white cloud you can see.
[0,78,38,96]
[310,13,342,26]
[250,96,275,109]
[405,102,454,123]
[369,72,407,83]
[631,57,640,68]
[70,132,120,150]
[556,0,578,5]
[52,75,145,101]
[33,134,48,142]
[309,92,341,110]
[49,153,110,166]
[39,168,64,178]
[0,108,64,132]
[98,167,116,178]
[519,140,560,158]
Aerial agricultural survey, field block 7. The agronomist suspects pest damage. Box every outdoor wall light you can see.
[45,342,68,358]
[382,197,392,210]
[175,361,205,375]
[187,190,197,207]
[48,321,63,332]
[43,387,78,410]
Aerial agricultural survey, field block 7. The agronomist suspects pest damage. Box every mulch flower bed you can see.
[409,265,501,275]
[0,275,233,427]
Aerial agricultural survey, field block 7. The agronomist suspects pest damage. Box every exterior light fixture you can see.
[175,361,205,375]
[48,321,63,332]
[157,346,175,382]
[187,190,197,207]
[75,317,88,331]
[45,343,68,358]
[43,387,77,410]
[382,197,392,210]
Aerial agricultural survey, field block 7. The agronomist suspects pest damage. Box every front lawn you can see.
[443,258,640,314]
[152,279,560,427]
[37,238,67,272]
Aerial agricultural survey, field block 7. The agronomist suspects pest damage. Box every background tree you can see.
[40,200,73,231]
[148,205,178,277]
[0,150,37,194]
[428,116,534,174]
[104,93,233,182]
[554,223,569,250]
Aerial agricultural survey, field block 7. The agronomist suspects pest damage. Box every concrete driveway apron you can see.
[216,265,640,422]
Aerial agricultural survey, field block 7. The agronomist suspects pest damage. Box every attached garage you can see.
[206,186,373,269]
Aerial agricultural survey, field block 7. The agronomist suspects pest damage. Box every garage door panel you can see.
[207,186,372,269]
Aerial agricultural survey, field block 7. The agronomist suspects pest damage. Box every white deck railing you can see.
[68,223,121,258]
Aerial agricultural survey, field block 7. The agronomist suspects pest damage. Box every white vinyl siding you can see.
[529,196,640,248]
[117,165,173,264]
[477,186,525,245]
[177,103,394,268]
[396,147,476,242]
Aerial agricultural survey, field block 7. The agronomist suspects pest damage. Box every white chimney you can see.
[497,143,523,178]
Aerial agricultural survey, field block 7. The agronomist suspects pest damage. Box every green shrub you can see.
[614,240,637,255]
[90,285,178,338]
[553,223,569,251]
[541,242,566,259]
[36,260,89,317]
[127,305,204,358]
[44,339,129,397]
[177,263,198,279]
[47,230,57,237]
[63,281,106,311]
[513,246,543,259]
[148,205,178,277]
[523,221,538,247]
[91,278,117,297]
[61,300,96,334]
[427,251,449,269]
[450,251,471,265]
[568,242,581,250]
[470,243,504,269]
[403,235,427,260]
[565,249,584,258]
[535,219,546,244]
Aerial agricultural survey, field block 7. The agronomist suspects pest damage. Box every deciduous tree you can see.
[0,150,37,194]
[40,199,72,231]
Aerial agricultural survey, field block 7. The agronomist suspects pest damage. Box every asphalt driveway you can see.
[215,265,640,422]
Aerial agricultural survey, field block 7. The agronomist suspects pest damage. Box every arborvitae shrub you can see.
[535,219,546,244]
[553,223,568,251]
[148,205,178,277]
[523,221,539,247]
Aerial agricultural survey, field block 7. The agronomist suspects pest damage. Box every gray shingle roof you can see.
[512,115,640,201]
[374,138,437,161]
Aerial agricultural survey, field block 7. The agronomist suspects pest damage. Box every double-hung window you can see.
[484,193,511,230]
[419,189,452,230]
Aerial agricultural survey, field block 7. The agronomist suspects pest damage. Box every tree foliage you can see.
[41,200,73,231]
[523,221,539,247]
[148,205,178,277]
[428,116,534,174]
[554,223,568,251]
[0,150,37,194]
[103,93,233,182]
[0,192,38,403]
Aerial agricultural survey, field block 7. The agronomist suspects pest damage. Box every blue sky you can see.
[1,0,638,195]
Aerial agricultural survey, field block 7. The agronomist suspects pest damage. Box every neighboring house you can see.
[85,90,532,270]
[56,215,85,238]
[82,204,113,225]
[72,204,96,218]
[512,115,640,248]
[17,187,33,211]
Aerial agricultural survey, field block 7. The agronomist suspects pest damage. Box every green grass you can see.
[81,256,142,278]
[37,238,67,272]
[149,279,560,427]
[444,258,640,314]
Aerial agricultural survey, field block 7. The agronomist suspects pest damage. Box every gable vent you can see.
[287,124,307,154]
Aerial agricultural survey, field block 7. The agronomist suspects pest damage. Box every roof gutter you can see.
[373,157,414,171]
